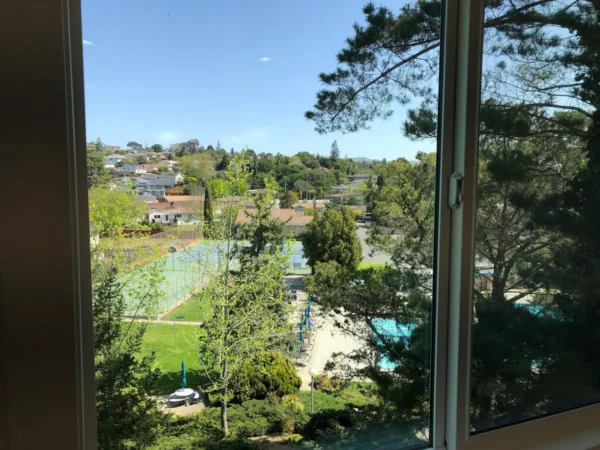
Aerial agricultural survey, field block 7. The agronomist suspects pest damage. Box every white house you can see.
[104,154,126,165]
[117,165,147,174]
[149,206,200,225]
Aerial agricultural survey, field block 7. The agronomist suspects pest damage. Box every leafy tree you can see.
[94,268,167,449]
[178,153,215,183]
[127,141,143,151]
[196,153,292,435]
[230,352,302,402]
[301,206,362,271]
[330,140,340,161]
[88,187,147,237]
[150,143,163,152]
[87,145,109,188]
[280,190,299,209]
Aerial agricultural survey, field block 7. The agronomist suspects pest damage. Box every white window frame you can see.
[3,0,600,448]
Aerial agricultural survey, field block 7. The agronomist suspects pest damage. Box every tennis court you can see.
[123,240,309,318]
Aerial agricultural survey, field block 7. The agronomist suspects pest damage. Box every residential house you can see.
[157,160,177,168]
[117,165,147,174]
[147,197,204,225]
[104,154,125,165]
[139,163,162,173]
[329,192,362,205]
[132,178,166,198]
[236,208,313,235]
[293,202,326,214]
[141,172,183,188]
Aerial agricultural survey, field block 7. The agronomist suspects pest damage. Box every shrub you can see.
[231,352,302,402]
[302,409,357,440]
[197,404,271,438]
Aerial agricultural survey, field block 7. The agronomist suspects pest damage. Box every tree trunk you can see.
[221,358,229,436]
[221,400,229,436]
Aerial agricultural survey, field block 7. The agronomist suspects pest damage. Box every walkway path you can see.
[297,311,364,390]
[123,317,203,326]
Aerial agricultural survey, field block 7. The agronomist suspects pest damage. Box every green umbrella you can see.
[181,360,187,388]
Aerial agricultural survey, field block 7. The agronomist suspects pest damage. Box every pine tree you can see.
[203,181,213,230]
[94,268,167,449]
[330,140,340,162]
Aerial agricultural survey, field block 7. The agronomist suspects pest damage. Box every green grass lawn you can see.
[138,323,204,394]
[165,293,212,322]
[298,382,378,413]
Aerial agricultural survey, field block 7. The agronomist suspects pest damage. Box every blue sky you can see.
[82,0,436,160]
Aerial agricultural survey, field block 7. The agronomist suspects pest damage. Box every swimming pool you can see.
[372,318,415,369]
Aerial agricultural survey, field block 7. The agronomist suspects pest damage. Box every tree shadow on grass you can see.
[149,369,209,395]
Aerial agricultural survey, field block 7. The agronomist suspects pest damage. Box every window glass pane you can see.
[82,1,441,448]
[471,0,599,432]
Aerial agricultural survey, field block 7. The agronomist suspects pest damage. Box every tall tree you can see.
[203,180,214,230]
[196,159,291,435]
[87,145,109,189]
[301,206,362,271]
[178,153,215,184]
[94,268,167,449]
[330,140,340,161]
[280,190,299,209]
[127,141,143,151]
[150,143,163,153]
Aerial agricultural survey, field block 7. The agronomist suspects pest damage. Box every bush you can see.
[231,352,302,402]
[301,409,357,440]
[197,404,270,438]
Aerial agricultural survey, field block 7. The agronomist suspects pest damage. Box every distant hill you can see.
[351,157,376,164]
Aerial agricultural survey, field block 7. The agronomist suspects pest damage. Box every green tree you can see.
[178,153,215,183]
[88,187,147,237]
[216,154,230,171]
[330,140,340,161]
[196,159,292,435]
[301,206,362,271]
[203,181,214,229]
[87,145,109,188]
[94,268,167,449]
[151,143,163,152]
[230,352,302,402]
[280,190,299,209]
[127,141,143,151]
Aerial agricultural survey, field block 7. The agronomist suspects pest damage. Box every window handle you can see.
[449,172,463,210]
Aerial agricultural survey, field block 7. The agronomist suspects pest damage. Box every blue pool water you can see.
[372,318,415,369]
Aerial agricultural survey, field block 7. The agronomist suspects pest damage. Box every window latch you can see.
[449,172,463,210]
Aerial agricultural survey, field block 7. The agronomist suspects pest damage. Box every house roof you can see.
[105,154,125,159]
[294,202,326,209]
[164,195,205,203]
[140,163,161,170]
[149,206,196,215]
[235,208,313,226]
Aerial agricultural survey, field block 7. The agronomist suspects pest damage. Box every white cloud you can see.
[83,40,94,46]
[259,56,271,62]
[156,130,178,143]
